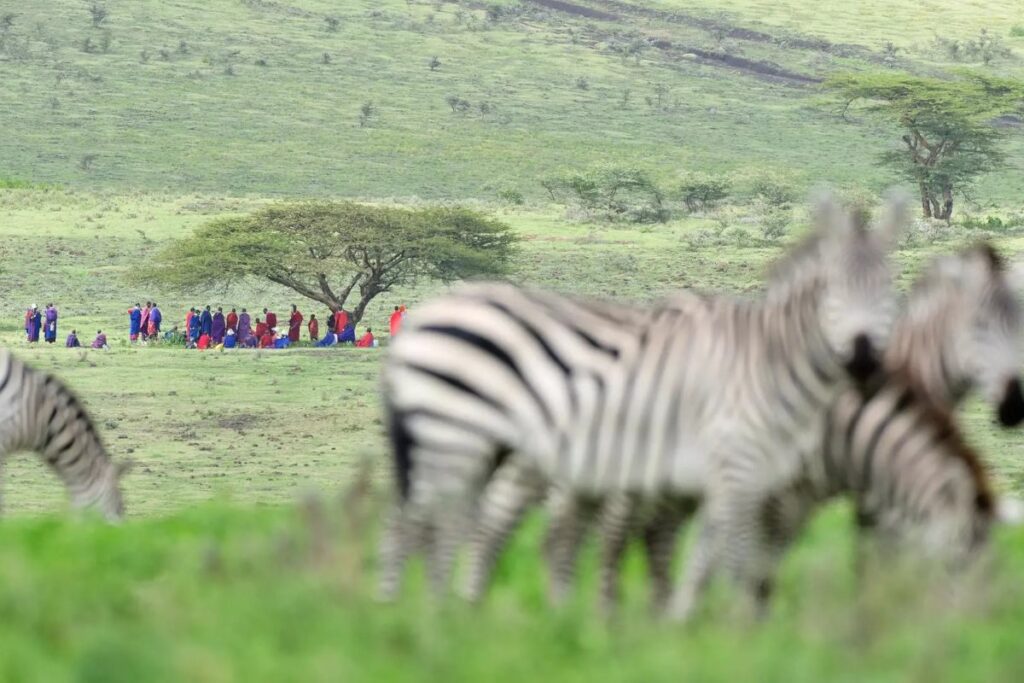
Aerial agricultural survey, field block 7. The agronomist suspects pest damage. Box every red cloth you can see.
[265,312,277,330]
[259,332,274,348]
[255,322,268,338]
[185,311,194,331]
[355,332,374,348]
[308,319,319,340]
[288,310,303,342]
[226,312,238,331]
[197,334,211,350]
[389,310,403,337]
[333,310,348,335]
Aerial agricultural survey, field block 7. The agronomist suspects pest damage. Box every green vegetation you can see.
[2,0,1024,679]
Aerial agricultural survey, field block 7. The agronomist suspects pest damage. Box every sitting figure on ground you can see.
[355,327,376,348]
[91,330,108,350]
[65,330,81,348]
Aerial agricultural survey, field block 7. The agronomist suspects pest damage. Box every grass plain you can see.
[2,0,1024,680]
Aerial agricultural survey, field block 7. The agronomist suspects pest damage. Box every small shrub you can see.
[497,188,524,205]
[139,49,150,64]
[1011,25,1024,38]
[177,40,189,54]
[678,172,731,212]
[81,37,95,53]
[485,5,503,22]
[749,176,796,208]
[358,101,376,127]
[99,30,111,53]
[79,154,98,171]
[254,57,268,67]
[89,3,108,27]
[159,48,171,60]
[575,76,589,90]
[478,101,492,115]
[446,95,470,113]
[544,165,668,224]
[757,207,790,241]
[325,16,340,32]
[321,52,331,64]
[223,64,235,76]
[428,56,441,71]
[0,13,15,31]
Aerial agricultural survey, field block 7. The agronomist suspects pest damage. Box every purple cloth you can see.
[27,311,41,342]
[211,313,226,344]
[237,313,252,340]
[65,334,80,348]
[44,307,58,343]
[91,334,107,349]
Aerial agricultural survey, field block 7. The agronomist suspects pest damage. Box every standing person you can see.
[187,309,202,348]
[288,305,303,343]
[139,302,151,341]
[389,306,404,338]
[355,327,375,348]
[27,305,41,343]
[149,302,162,337]
[184,307,195,339]
[91,330,108,349]
[264,307,278,331]
[211,307,226,345]
[333,309,348,340]
[308,314,319,341]
[326,311,336,337]
[200,305,213,337]
[24,306,33,342]
[255,317,267,339]
[129,304,143,343]
[66,330,81,348]
[226,308,239,334]
[237,308,251,340]
[43,303,58,343]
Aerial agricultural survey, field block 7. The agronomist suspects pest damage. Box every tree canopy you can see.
[824,71,1024,220]
[140,202,518,322]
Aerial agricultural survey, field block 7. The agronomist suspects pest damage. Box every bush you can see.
[497,188,524,205]
[1011,25,1024,38]
[678,172,730,212]
[543,165,668,224]
[748,176,796,208]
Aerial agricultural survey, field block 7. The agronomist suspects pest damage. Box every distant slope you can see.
[0,0,1020,201]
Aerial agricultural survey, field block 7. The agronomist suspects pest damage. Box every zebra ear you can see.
[875,188,910,250]
[810,188,844,237]
[997,496,1024,525]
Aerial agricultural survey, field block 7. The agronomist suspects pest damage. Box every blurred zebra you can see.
[526,242,1024,614]
[0,351,128,521]
[378,192,904,600]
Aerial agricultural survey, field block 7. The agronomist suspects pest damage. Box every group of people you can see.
[23,304,59,344]
[22,301,408,351]
[179,304,405,351]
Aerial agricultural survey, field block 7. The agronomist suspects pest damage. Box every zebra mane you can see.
[876,367,995,515]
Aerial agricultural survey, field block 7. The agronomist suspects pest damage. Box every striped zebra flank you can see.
[0,351,128,521]
[378,190,905,601]
[532,242,1024,615]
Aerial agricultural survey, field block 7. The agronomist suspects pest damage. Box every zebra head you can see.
[814,190,908,384]
[72,458,129,522]
[917,246,1024,427]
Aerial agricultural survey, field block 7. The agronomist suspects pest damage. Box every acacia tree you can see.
[139,202,518,323]
[825,71,1024,220]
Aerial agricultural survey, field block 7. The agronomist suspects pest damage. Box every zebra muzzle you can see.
[997,377,1024,428]
[844,333,880,384]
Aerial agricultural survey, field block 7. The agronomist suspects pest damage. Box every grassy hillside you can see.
[1,0,1022,201]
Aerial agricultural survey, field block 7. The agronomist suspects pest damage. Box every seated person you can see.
[338,322,356,344]
[91,330,108,349]
[66,330,81,348]
[243,332,258,348]
[223,328,237,349]
[259,329,275,348]
[274,332,290,349]
[355,327,375,348]
[315,332,339,347]
[197,333,212,350]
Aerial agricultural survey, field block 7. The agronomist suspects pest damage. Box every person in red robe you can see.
[389,306,403,337]
[333,309,348,337]
[308,314,319,341]
[288,305,303,343]
[355,327,375,348]
[139,302,151,341]
[197,333,211,350]
[259,329,275,348]
[226,308,239,333]
[264,308,277,331]
[255,318,267,339]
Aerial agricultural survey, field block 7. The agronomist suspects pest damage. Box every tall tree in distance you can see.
[825,71,1024,220]
[139,202,518,323]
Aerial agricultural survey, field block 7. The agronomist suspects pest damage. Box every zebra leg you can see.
[543,492,597,607]
[643,498,696,615]
[377,503,413,602]
[426,507,464,597]
[665,509,721,623]
[458,460,546,603]
[597,493,639,615]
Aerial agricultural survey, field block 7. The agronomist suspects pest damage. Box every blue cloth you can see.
[338,324,355,344]
[224,334,237,349]
[273,337,290,349]
[150,307,162,331]
[129,309,142,335]
[188,315,201,342]
[315,333,338,347]
[200,310,213,335]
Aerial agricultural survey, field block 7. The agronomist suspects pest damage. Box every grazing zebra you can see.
[534,242,1024,614]
[0,351,128,521]
[378,192,905,600]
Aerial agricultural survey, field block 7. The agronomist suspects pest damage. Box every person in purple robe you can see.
[66,330,81,348]
[237,308,252,341]
[211,307,226,344]
[43,303,58,343]
[149,302,162,336]
[25,305,41,343]
[91,330,108,349]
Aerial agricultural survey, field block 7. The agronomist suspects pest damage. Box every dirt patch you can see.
[659,43,821,84]
[217,413,259,434]
[526,0,619,21]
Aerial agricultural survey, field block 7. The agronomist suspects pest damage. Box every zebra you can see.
[378,191,905,600]
[523,241,1024,614]
[0,351,128,521]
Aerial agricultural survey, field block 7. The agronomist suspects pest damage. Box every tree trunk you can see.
[918,183,932,218]
[938,184,954,221]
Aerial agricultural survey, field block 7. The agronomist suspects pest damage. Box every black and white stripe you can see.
[378,193,905,600]
[0,351,127,521]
